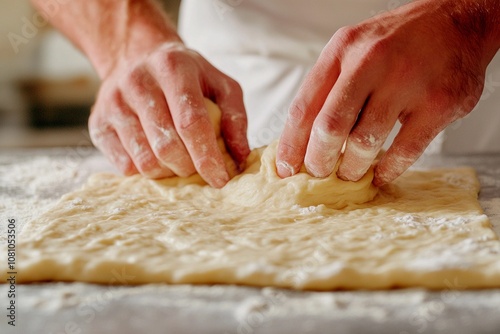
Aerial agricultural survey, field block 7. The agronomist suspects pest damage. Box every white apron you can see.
[179,0,500,153]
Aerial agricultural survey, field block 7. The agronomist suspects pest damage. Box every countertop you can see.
[0,147,499,334]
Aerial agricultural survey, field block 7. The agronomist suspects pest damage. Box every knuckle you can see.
[325,25,361,60]
[108,89,124,110]
[135,160,155,175]
[124,67,148,92]
[226,77,243,95]
[288,101,311,125]
[333,26,359,46]
[88,127,104,145]
[365,38,388,60]
[349,130,380,151]
[398,110,411,125]
[121,160,138,176]
[394,141,421,159]
[88,124,102,142]
[152,136,176,158]
[88,107,100,128]
[127,67,143,87]
[130,149,158,175]
[176,111,205,132]
[105,145,135,175]
[154,143,191,174]
[123,67,159,104]
[316,112,345,134]
[109,93,135,126]
[425,89,461,121]
[88,115,111,144]
[160,50,188,73]
[429,89,457,110]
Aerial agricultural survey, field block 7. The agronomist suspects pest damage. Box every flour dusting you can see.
[394,215,472,232]
[0,149,112,242]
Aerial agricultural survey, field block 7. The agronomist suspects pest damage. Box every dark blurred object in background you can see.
[0,0,181,148]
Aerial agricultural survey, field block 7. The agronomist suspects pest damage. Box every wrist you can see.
[88,0,183,79]
[445,0,500,67]
[474,0,500,64]
[117,1,183,69]
[31,0,183,79]
[485,0,500,56]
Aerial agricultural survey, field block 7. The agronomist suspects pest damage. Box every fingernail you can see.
[237,147,251,173]
[198,156,231,188]
[144,167,171,180]
[336,172,351,182]
[276,160,295,178]
[305,165,320,178]
[213,171,230,188]
[337,168,364,182]
[212,178,228,189]
[304,162,330,178]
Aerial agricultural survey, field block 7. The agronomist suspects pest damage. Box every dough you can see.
[7,101,500,290]
[205,98,239,178]
[10,145,500,289]
[205,97,378,209]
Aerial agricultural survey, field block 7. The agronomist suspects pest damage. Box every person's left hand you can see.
[276,0,499,186]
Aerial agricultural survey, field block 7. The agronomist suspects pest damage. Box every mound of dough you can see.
[220,143,378,209]
[6,101,500,290]
[205,97,378,209]
[205,98,239,178]
[10,152,500,289]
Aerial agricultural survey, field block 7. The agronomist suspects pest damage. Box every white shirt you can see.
[179,0,500,153]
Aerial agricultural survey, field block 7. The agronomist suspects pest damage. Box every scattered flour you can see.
[394,215,472,232]
[0,149,113,242]
[292,205,321,215]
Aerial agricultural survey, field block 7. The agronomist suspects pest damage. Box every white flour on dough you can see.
[9,140,500,289]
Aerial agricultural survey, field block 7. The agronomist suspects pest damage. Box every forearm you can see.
[446,0,500,66]
[30,0,181,78]
[482,0,500,58]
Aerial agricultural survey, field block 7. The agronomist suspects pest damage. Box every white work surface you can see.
[0,148,499,334]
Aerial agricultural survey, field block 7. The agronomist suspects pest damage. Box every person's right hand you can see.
[89,42,250,188]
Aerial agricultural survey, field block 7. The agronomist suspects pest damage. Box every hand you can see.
[276,0,500,186]
[89,42,250,188]
[30,0,250,188]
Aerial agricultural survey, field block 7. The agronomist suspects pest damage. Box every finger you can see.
[373,112,443,186]
[209,74,251,169]
[276,40,342,178]
[303,71,372,178]
[155,68,230,188]
[89,122,138,176]
[337,96,400,181]
[121,68,196,177]
[111,93,174,179]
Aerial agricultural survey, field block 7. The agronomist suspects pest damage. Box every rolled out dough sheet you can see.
[8,143,500,290]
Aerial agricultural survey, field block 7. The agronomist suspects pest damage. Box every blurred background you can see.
[0,0,499,152]
[0,0,180,148]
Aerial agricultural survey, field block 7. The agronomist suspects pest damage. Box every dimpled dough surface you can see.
[10,143,500,289]
[10,101,500,290]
